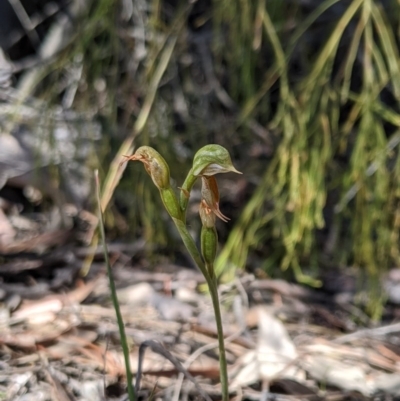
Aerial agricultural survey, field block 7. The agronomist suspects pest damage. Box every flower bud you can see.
[192,144,242,177]
[125,146,170,190]
[201,176,229,222]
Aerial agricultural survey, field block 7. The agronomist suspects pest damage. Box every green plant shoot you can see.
[125,144,241,401]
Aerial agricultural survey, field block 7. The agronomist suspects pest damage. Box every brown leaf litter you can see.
[0,259,400,401]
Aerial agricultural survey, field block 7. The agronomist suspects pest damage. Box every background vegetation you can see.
[4,0,400,315]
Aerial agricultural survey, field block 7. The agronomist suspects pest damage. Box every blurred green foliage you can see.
[17,0,400,315]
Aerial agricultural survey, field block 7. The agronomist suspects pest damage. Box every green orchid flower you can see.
[180,144,241,213]
[124,146,181,219]
[125,144,239,401]
[192,144,242,176]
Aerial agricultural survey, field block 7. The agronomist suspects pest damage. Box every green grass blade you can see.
[303,0,363,93]
[95,170,136,401]
[340,7,367,100]
[372,2,400,99]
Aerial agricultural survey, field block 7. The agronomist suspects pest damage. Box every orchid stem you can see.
[172,218,210,281]
[208,272,229,401]
[172,218,229,400]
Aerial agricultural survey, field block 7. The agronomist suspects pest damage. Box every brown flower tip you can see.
[200,176,230,223]
[123,146,170,190]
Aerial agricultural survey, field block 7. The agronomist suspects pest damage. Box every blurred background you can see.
[1,0,400,317]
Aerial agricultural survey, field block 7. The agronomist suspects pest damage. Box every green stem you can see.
[179,168,197,213]
[172,217,211,281]
[208,272,229,401]
[172,218,229,400]
[95,172,136,401]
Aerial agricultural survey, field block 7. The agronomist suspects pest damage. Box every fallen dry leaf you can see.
[232,307,304,388]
